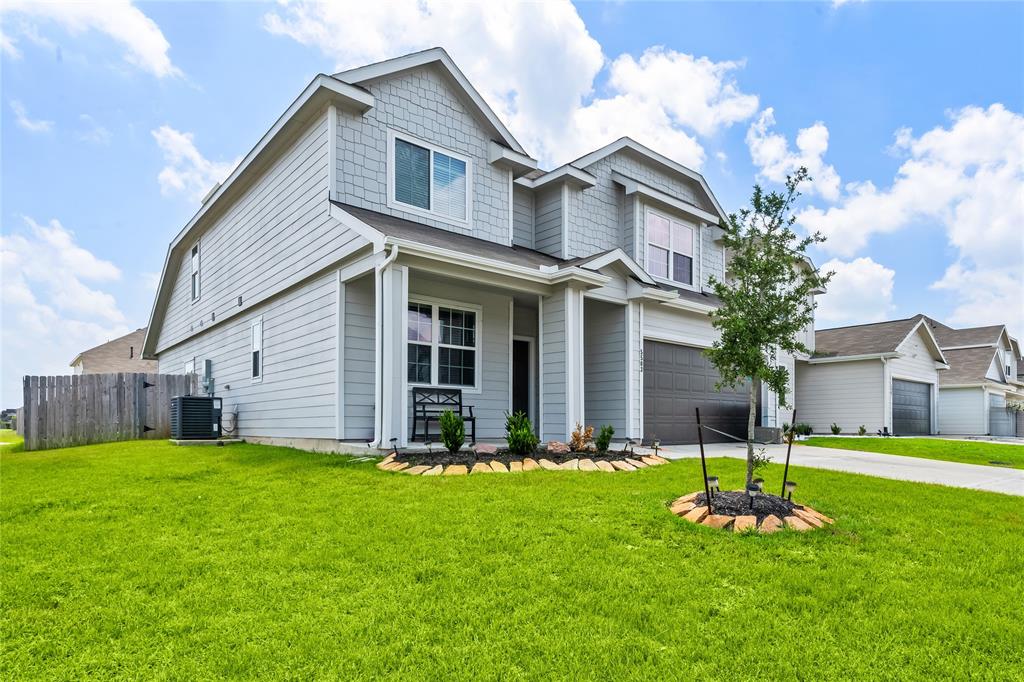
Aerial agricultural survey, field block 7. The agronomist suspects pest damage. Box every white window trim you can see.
[386,128,472,228]
[406,294,483,394]
[645,207,699,292]
[250,316,263,384]
[190,241,201,304]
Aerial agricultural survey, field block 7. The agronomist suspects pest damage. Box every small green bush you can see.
[594,424,614,453]
[830,423,842,435]
[439,410,465,454]
[858,425,867,436]
[505,411,539,456]
[793,423,813,436]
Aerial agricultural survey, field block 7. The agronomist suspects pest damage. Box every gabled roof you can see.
[559,248,657,286]
[813,315,945,363]
[334,47,529,157]
[71,328,156,371]
[939,347,1004,386]
[922,316,1008,349]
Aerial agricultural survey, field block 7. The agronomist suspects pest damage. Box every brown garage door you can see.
[643,340,750,444]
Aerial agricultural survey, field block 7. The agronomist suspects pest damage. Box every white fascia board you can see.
[611,171,720,226]
[334,47,528,155]
[578,247,657,286]
[940,343,997,351]
[548,267,611,287]
[572,137,729,222]
[657,296,718,315]
[529,164,597,189]
[901,318,949,365]
[488,141,538,177]
[328,202,386,250]
[806,352,900,364]
[141,244,173,358]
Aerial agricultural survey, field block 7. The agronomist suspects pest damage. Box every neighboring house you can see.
[70,328,158,375]
[795,315,948,435]
[922,318,1024,436]
[142,48,815,448]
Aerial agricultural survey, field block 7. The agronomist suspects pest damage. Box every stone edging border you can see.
[376,453,671,475]
[669,491,835,533]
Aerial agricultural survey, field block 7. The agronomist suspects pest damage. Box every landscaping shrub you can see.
[751,447,773,476]
[793,423,813,436]
[594,425,614,454]
[569,423,594,452]
[830,423,842,435]
[858,425,867,436]
[439,410,464,454]
[505,411,539,456]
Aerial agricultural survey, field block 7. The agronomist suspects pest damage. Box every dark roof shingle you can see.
[939,347,1002,385]
[922,316,1004,348]
[813,316,924,358]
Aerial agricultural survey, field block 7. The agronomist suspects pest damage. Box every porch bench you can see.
[411,388,476,443]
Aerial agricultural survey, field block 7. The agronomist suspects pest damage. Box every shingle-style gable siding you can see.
[155,110,362,354]
[334,65,512,245]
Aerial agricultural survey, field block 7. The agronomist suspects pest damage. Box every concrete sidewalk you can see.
[648,442,1024,497]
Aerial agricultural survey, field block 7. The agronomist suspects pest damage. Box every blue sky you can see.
[2,1,1022,406]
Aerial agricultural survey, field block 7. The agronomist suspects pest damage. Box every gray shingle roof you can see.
[939,347,1001,385]
[922,316,1005,348]
[333,202,562,269]
[813,316,925,358]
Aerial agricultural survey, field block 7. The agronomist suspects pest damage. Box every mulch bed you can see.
[694,490,796,523]
[394,448,630,468]
[668,490,835,533]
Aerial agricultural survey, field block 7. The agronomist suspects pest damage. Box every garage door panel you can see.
[643,340,750,444]
[893,379,930,435]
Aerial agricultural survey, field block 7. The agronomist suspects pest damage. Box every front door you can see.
[512,339,530,419]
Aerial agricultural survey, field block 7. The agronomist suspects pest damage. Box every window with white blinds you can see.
[391,133,469,222]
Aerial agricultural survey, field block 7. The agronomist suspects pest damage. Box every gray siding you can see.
[938,387,986,435]
[335,65,512,245]
[156,110,362,354]
[584,299,626,433]
[343,274,376,440]
[512,184,534,249]
[795,360,885,434]
[158,273,338,439]
[534,186,563,257]
[540,289,567,441]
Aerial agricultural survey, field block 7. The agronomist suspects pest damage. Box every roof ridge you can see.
[817,315,921,333]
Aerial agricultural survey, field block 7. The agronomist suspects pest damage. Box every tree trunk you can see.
[746,379,757,485]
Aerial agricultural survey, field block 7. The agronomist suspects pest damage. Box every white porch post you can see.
[379,263,408,446]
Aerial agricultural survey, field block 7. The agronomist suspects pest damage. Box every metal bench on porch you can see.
[411,387,476,443]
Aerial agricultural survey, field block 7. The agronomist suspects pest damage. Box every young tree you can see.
[705,167,832,485]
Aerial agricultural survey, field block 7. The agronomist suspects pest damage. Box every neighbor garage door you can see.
[892,379,931,435]
[643,340,749,444]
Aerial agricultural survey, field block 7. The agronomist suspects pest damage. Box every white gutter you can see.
[806,352,901,365]
[369,244,400,449]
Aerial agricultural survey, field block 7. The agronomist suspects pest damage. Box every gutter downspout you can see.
[881,356,890,434]
[368,243,399,449]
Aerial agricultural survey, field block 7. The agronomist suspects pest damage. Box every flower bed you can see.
[669,490,834,533]
[376,445,670,475]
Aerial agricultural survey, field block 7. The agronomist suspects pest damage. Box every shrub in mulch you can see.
[393,447,631,468]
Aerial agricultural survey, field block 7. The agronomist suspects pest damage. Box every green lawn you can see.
[2,441,1022,679]
[0,428,22,453]
[804,436,1024,469]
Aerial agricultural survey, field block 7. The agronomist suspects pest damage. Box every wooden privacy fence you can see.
[21,373,198,451]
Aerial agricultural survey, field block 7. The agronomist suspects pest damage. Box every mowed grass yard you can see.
[804,436,1024,469]
[2,441,1022,680]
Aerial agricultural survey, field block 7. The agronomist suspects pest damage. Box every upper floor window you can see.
[390,132,469,222]
[407,299,479,389]
[646,210,694,286]
[190,242,201,301]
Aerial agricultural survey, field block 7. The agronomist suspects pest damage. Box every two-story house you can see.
[142,48,805,450]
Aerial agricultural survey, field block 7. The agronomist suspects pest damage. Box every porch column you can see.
[378,263,408,446]
[539,284,584,442]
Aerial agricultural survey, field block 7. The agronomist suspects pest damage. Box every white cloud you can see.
[0,217,130,405]
[0,0,180,78]
[76,114,112,145]
[0,28,21,58]
[9,99,53,133]
[262,1,758,168]
[746,107,841,200]
[798,104,1023,336]
[152,125,240,202]
[816,257,896,327]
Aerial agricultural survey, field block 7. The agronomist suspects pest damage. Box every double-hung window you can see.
[250,317,263,382]
[407,300,479,389]
[190,242,201,301]
[391,133,468,222]
[646,210,695,286]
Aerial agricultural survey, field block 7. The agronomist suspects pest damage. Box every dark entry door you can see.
[643,340,749,444]
[512,339,530,418]
[892,379,931,435]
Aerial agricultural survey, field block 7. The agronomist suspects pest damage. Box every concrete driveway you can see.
[650,442,1024,497]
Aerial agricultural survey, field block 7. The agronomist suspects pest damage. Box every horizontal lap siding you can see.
[584,300,626,433]
[157,273,338,439]
[512,185,534,249]
[344,275,376,440]
[795,360,884,434]
[541,291,567,441]
[534,186,563,257]
[643,304,718,348]
[156,110,361,355]
[890,330,939,384]
[938,387,986,435]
